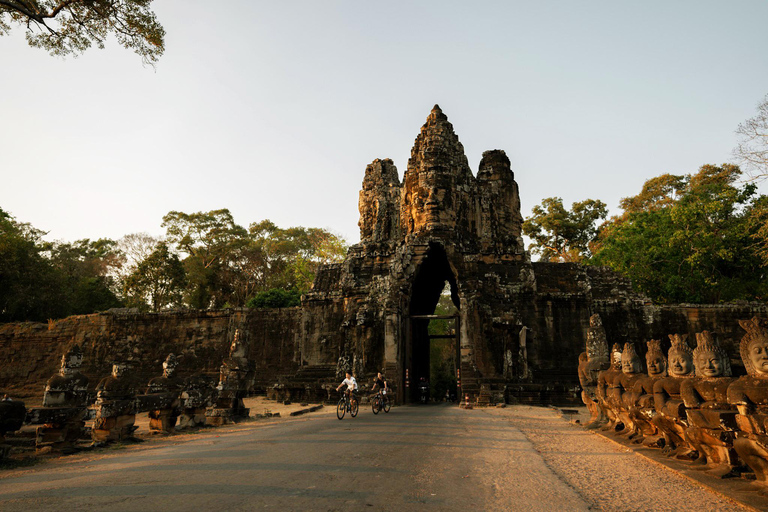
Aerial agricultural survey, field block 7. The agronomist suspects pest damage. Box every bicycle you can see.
[371,390,391,414]
[336,391,359,420]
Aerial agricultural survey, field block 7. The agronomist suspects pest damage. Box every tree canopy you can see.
[0,0,164,64]
[591,164,767,303]
[522,197,607,262]
[0,207,348,321]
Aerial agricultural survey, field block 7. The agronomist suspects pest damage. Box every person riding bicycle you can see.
[336,371,358,403]
[371,372,388,397]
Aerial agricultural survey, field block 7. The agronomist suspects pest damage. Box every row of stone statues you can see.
[0,330,254,456]
[579,314,768,489]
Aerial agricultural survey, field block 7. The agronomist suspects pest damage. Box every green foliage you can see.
[0,208,123,322]
[123,242,186,311]
[0,208,63,322]
[522,197,608,262]
[162,209,248,309]
[161,211,347,309]
[592,164,767,303]
[0,0,165,65]
[0,206,348,322]
[47,238,123,315]
[428,286,458,401]
[246,288,301,309]
[248,220,348,294]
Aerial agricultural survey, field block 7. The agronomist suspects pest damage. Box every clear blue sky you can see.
[1,1,767,245]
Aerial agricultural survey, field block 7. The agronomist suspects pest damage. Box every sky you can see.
[1,1,767,246]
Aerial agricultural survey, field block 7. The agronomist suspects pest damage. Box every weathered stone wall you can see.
[3,106,765,406]
[0,308,301,401]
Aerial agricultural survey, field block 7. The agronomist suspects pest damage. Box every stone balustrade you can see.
[587,316,768,491]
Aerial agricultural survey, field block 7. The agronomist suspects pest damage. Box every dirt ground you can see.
[483,405,751,512]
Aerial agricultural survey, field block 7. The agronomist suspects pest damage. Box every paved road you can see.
[0,405,748,511]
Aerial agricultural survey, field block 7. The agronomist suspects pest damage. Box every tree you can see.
[123,242,186,311]
[47,237,123,315]
[734,94,768,182]
[592,164,767,303]
[248,220,347,294]
[0,207,63,322]
[0,0,164,65]
[618,174,686,214]
[162,209,248,309]
[522,197,608,262]
[749,195,768,267]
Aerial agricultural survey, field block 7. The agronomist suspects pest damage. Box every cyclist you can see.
[371,372,388,410]
[336,371,358,407]
[371,372,388,395]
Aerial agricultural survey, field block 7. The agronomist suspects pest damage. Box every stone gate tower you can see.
[299,105,566,403]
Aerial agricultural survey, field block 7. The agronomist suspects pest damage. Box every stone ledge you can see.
[289,405,324,417]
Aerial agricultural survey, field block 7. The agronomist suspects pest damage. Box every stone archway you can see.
[401,242,461,403]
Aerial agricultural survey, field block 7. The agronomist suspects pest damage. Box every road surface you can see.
[0,404,748,511]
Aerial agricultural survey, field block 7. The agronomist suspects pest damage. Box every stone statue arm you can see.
[680,379,701,409]
[627,380,644,407]
[653,378,668,412]
[596,372,608,401]
[727,378,753,413]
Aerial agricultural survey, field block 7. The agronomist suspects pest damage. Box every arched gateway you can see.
[296,106,640,405]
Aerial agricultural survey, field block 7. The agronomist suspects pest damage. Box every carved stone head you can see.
[645,340,667,377]
[111,363,128,378]
[358,158,400,242]
[163,353,178,378]
[60,344,83,376]
[229,330,247,360]
[401,105,472,236]
[586,314,609,363]
[610,343,623,370]
[667,334,694,378]
[621,343,643,374]
[693,331,731,378]
[738,317,768,378]
[404,167,457,234]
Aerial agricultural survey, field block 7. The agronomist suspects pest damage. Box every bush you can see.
[246,288,301,309]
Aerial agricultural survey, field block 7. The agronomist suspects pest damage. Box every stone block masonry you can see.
[0,308,301,401]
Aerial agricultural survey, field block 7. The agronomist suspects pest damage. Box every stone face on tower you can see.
[358,105,526,255]
[358,158,401,243]
[401,105,475,237]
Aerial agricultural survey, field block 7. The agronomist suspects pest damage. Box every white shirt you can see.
[341,377,358,390]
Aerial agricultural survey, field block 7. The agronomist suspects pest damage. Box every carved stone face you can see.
[621,353,642,374]
[230,339,246,359]
[695,351,724,378]
[668,353,693,377]
[611,350,622,370]
[647,355,666,376]
[405,169,456,233]
[60,352,83,376]
[112,364,127,378]
[747,338,768,376]
[163,359,177,378]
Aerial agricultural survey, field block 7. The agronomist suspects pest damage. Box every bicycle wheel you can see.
[383,396,391,413]
[372,396,380,414]
[350,398,359,417]
[336,398,346,420]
